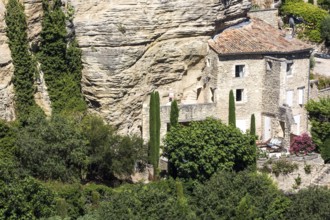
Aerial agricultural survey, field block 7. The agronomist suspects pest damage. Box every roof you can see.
[208,18,313,56]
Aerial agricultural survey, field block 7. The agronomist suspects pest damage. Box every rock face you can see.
[0,0,250,134]
[70,0,250,135]
[0,0,15,121]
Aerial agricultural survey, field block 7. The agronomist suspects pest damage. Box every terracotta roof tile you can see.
[209,18,312,56]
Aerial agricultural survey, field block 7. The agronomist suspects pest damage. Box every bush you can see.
[305,98,330,151]
[321,137,330,163]
[192,170,290,220]
[164,118,256,182]
[271,159,298,177]
[304,163,312,174]
[281,2,328,42]
[321,16,330,44]
[290,133,316,155]
[285,187,330,219]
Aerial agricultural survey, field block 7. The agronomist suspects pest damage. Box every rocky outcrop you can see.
[0,0,15,121]
[0,0,250,134]
[70,0,250,135]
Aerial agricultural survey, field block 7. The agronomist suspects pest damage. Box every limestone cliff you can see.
[71,0,250,135]
[0,0,250,134]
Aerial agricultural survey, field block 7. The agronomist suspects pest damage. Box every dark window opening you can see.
[235,65,245,77]
[236,89,243,102]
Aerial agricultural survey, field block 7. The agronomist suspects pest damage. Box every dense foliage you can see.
[281,1,328,42]
[321,16,330,45]
[192,170,290,220]
[148,91,160,174]
[229,90,236,127]
[164,118,256,181]
[39,0,86,113]
[5,0,38,120]
[305,98,330,153]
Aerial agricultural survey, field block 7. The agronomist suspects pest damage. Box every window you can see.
[235,65,245,77]
[286,63,293,76]
[298,87,305,105]
[266,61,272,71]
[286,90,293,106]
[236,89,244,102]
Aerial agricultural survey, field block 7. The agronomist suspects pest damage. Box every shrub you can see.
[228,90,236,127]
[271,159,298,177]
[304,163,312,174]
[321,16,330,44]
[290,133,315,155]
[281,2,328,42]
[321,137,330,163]
[164,118,256,182]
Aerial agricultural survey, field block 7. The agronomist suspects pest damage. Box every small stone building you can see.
[209,18,312,146]
[142,18,312,148]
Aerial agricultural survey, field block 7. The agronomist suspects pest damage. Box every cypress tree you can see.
[39,0,86,113]
[229,90,236,127]
[250,114,256,136]
[148,92,156,167]
[170,100,179,129]
[155,91,161,168]
[5,0,38,120]
[148,91,161,176]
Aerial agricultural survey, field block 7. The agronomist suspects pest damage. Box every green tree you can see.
[170,100,179,129]
[321,16,330,45]
[281,1,328,42]
[229,90,236,127]
[16,112,88,182]
[148,91,160,175]
[192,170,290,220]
[305,97,330,152]
[250,114,256,136]
[5,0,38,120]
[321,137,330,163]
[39,0,86,113]
[285,187,330,219]
[164,118,256,181]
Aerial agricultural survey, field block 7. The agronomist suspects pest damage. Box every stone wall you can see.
[216,56,265,134]
[319,87,330,98]
[142,103,217,142]
[258,155,330,191]
[248,8,279,28]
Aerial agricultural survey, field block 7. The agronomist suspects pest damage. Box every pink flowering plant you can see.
[290,133,316,155]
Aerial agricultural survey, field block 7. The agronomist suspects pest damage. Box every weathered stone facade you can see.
[214,53,310,147]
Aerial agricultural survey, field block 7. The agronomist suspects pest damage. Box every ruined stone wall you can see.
[258,155,330,191]
[319,87,330,98]
[142,103,217,142]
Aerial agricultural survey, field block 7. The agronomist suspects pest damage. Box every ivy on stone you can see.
[5,0,38,121]
[39,0,86,113]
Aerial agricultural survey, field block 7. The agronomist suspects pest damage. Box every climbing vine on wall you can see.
[39,0,86,113]
[5,0,38,121]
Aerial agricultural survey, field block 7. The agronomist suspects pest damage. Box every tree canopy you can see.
[164,118,256,181]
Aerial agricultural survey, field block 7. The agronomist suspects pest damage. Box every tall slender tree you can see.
[39,0,85,113]
[229,90,236,127]
[5,0,38,121]
[250,114,256,136]
[148,92,156,167]
[170,100,179,129]
[155,91,161,168]
[148,91,161,176]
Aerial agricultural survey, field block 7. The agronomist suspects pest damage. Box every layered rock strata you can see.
[70,0,250,135]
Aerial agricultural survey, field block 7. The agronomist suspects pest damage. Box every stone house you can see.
[143,17,312,148]
[208,18,312,146]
